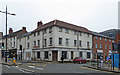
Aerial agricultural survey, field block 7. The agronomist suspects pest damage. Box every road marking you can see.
[19,68,34,73]
[5,65,10,69]
[28,66,44,70]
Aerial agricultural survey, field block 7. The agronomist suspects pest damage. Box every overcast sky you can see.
[0,0,119,35]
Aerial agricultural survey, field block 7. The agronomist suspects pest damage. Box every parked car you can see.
[73,57,87,64]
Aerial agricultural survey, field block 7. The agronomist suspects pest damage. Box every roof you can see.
[2,29,27,39]
[18,32,32,39]
[33,20,92,34]
[92,31,114,39]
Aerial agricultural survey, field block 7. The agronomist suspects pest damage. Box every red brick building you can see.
[92,32,114,60]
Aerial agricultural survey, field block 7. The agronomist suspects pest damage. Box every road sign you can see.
[113,43,119,51]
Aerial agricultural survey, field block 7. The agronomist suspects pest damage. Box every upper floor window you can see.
[100,44,102,49]
[74,40,77,46]
[38,40,40,47]
[43,29,47,33]
[49,27,52,33]
[95,36,97,40]
[87,42,89,48]
[105,45,107,50]
[59,27,62,32]
[109,45,111,50]
[37,31,40,35]
[49,37,52,45]
[109,39,111,42]
[95,43,98,49]
[34,32,36,37]
[27,42,29,48]
[79,40,82,47]
[79,31,82,36]
[112,40,114,43]
[34,41,36,46]
[99,37,102,40]
[59,38,62,45]
[44,39,47,47]
[65,28,69,33]
[74,30,77,35]
[66,38,69,46]
[87,33,89,37]
[105,38,107,42]
[27,36,29,40]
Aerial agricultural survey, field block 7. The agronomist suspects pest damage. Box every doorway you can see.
[52,51,58,61]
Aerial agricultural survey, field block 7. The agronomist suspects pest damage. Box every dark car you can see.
[73,57,87,64]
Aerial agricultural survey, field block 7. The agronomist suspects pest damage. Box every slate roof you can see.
[33,20,92,34]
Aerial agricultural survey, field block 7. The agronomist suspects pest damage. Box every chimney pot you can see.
[37,20,43,28]
[9,28,13,34]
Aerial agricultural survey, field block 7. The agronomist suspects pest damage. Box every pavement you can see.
[84,62,120,73]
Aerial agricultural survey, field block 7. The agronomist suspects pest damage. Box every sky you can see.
[0,0,119,35]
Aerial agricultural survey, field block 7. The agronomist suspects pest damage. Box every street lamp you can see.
[0,5,16,62]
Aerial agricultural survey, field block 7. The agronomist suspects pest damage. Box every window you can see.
[34,32,36,37]
[74,40,77,46]
[44,39,47,47]
[62,51,67,59]
[95,36,97,40]
[49,38,52,45]
[87,52,91,58]
[109,39,111,42]
[109,45,111,50]
[43,29,47,33]
[96,43,98,49]
[79,51,82,57]
[27,42,29,48]
[105,38,107,41]
[59,27,62,32]
[38,40,40,47]
[105,45,107,50]
[65,28,69,33]
[79,31,82,36]
[59,38,62,45]
[45,51,48,59]
[66,38,69,46]
[87,33,89,37]
[34,41,36,46]
[99,37,102,40]
[49,27,52,33]
[74,30,77,34]
[100,44,102,49]
[37,52,40,58]
[37,31,40,35]
[27,36,29,40]
[79,41,82,47]
[87,42,89,48]
[14,42,15,47]
[112,40,114,43]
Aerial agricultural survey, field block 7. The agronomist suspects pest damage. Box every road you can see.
[1,62,115,74]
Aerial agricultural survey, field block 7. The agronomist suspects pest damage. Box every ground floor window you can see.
[62,51,67,59]
[97,53,102,59]
[37,52,40,58]
[45,51,48,59]
[79,51,82,57]
[87,52,91,58]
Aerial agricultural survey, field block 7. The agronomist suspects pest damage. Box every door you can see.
[52,51,58,61]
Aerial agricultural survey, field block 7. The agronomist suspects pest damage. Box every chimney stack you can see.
[22,27,27,33]
[37,21,43,28]
[0,32,3,37]
[9,28,13,34]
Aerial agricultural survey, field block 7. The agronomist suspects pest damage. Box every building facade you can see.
[92,32,114,60]
[17,20,93,61]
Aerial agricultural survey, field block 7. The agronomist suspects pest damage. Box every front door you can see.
[52,51,58,61]
[71,51,73,59]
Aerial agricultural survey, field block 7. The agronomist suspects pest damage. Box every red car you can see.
[73,57,87,64]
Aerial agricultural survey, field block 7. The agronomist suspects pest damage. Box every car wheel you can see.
[79,61,82,64]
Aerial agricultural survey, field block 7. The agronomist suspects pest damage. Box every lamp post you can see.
[0,6,16,62]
